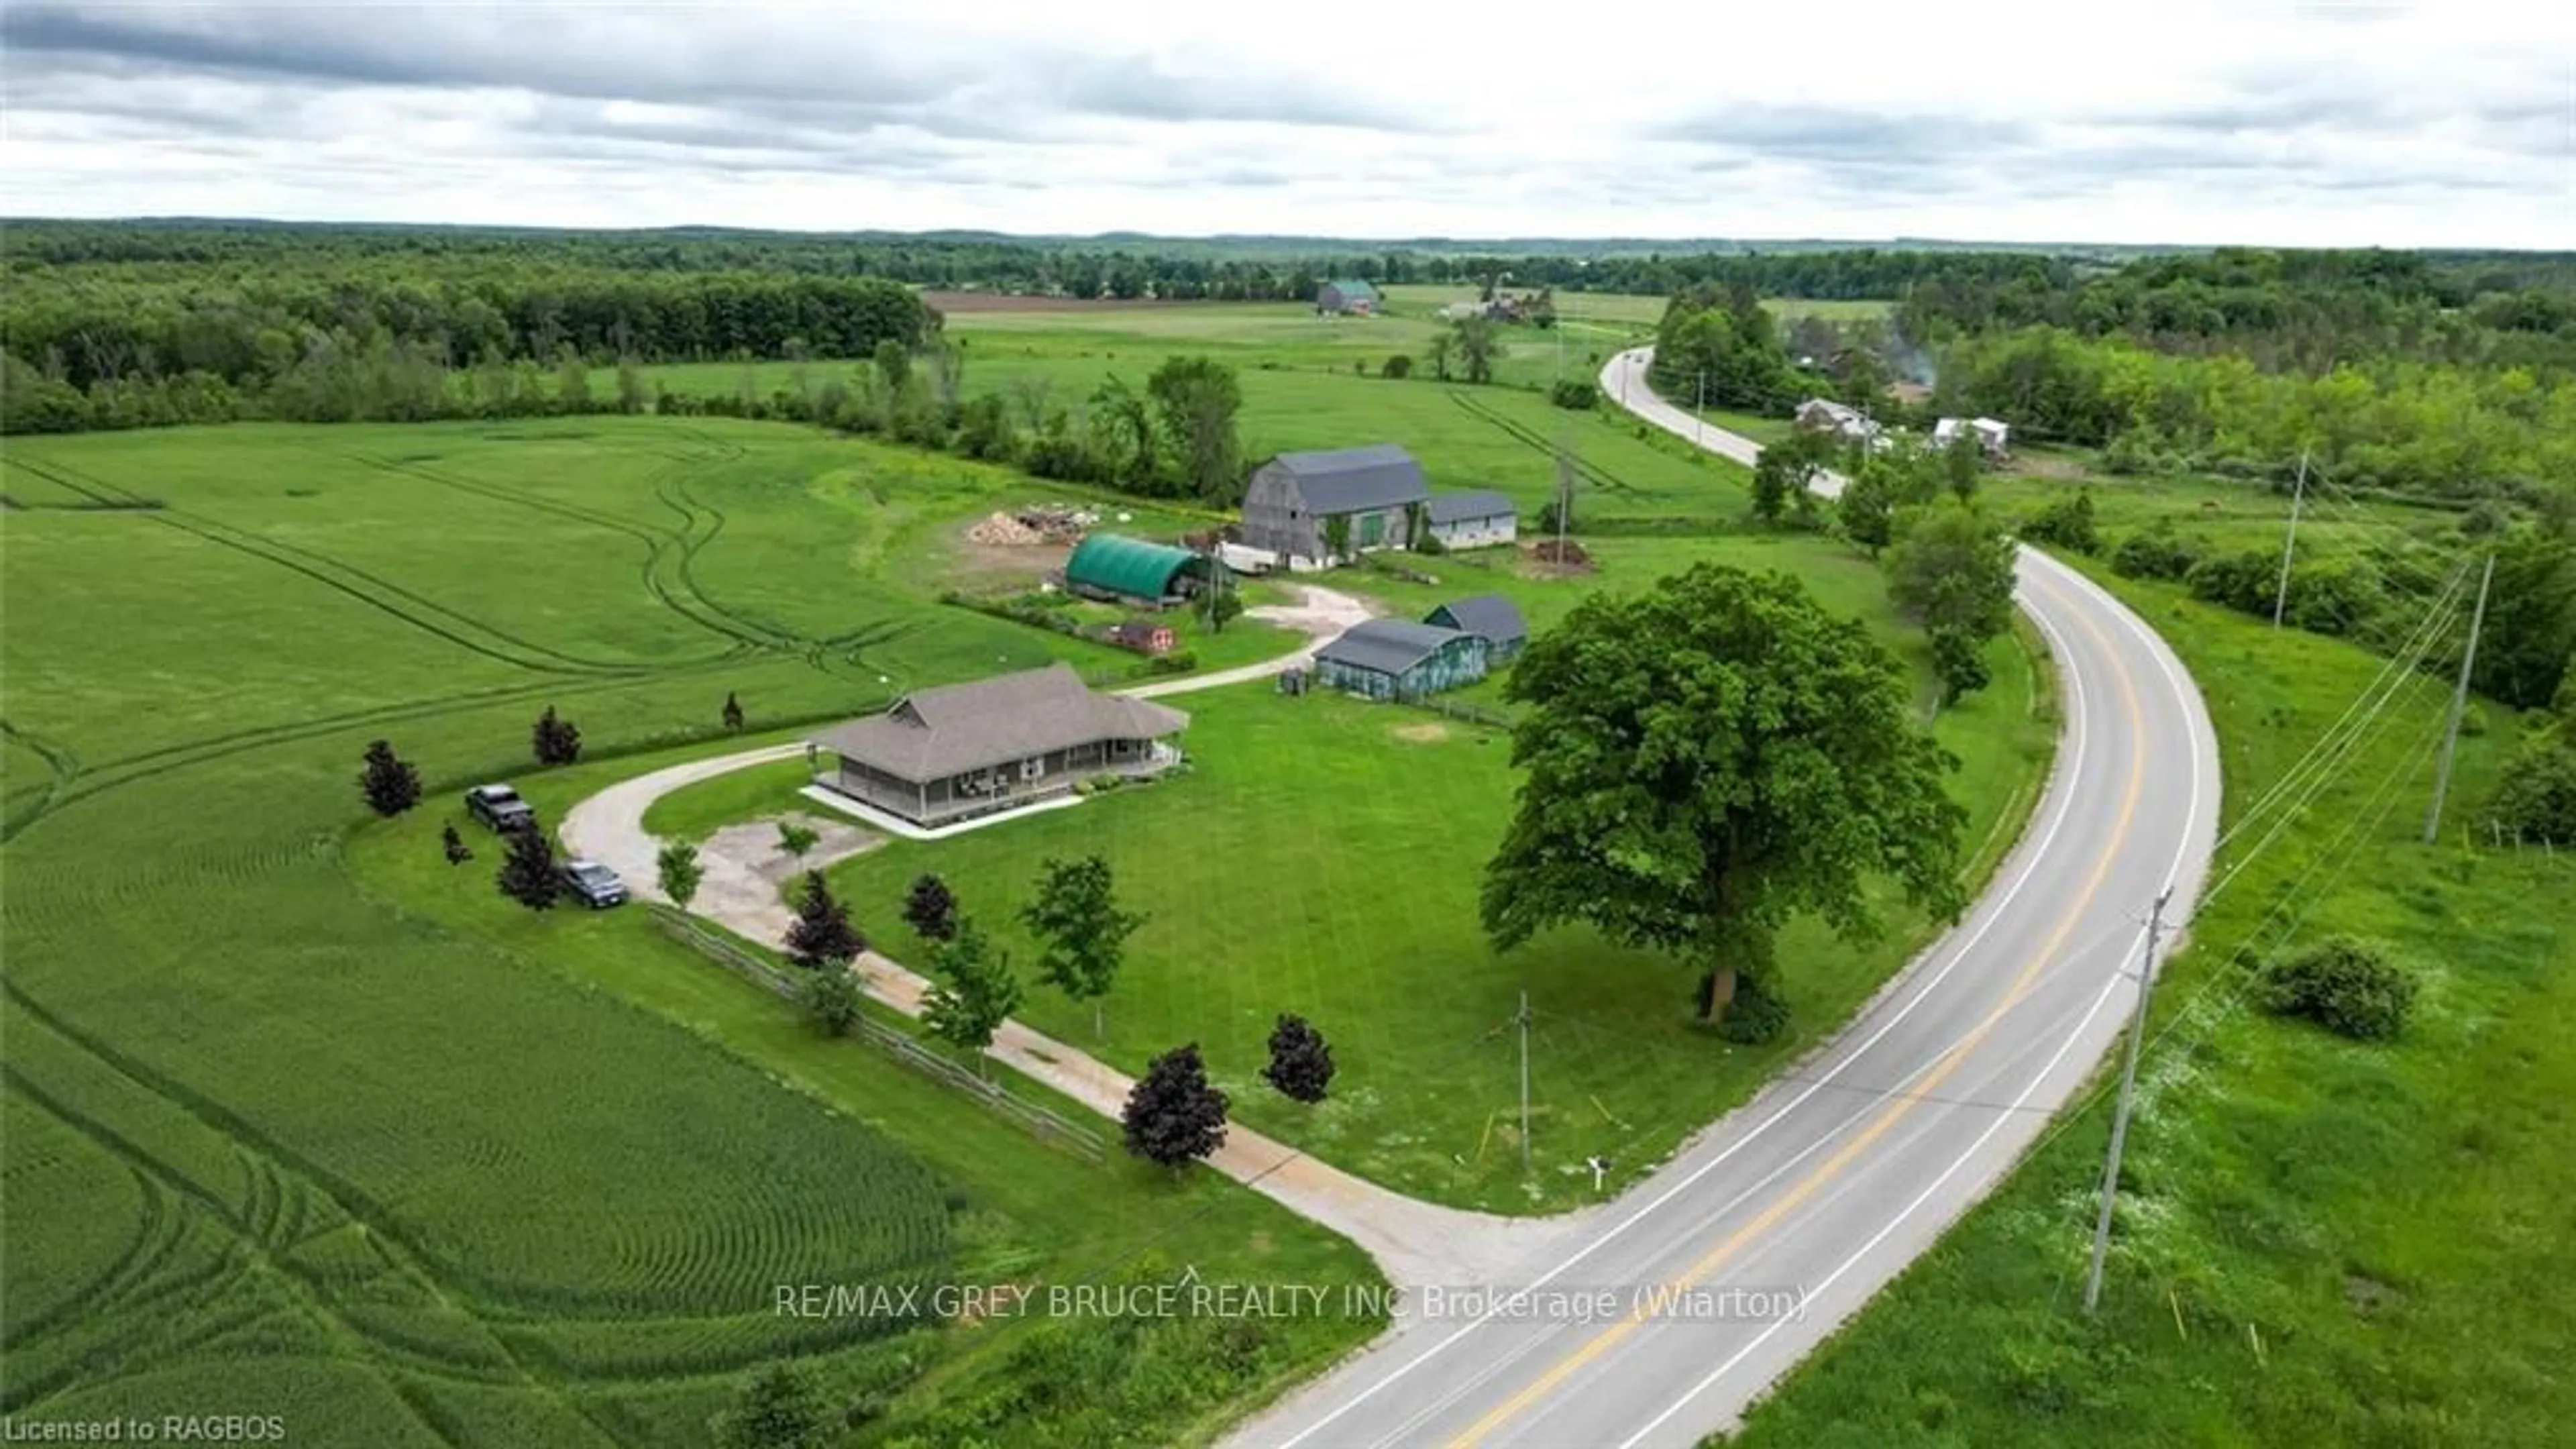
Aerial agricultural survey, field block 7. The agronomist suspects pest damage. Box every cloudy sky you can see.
[3,1,2569,247]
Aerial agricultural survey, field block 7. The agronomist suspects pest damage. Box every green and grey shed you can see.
[1313,621,1489,700]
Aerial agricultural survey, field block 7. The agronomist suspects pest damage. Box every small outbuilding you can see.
[1424,490,1519,551]
[1313,620,1489,701]
[1063,533,1213,608]
[1317,280,1382,315]
[1795,397,1882,445]
[1933,416,2012,459]
[1110,617,1177,655]
[1424,594,1529,663]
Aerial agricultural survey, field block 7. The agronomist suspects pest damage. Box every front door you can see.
[1358,511,1385,548]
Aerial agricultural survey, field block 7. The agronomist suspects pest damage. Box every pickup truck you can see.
[557,859,629,910]
[464,783,536,833]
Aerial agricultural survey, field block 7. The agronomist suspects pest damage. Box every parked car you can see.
[557,859,628,910]
[464,783,536,833]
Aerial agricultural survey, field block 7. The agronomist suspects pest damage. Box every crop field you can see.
[649,533,2053,1213]
[0,420,1379,1445]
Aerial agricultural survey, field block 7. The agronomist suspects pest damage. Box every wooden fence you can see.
[647,907,1108,1163]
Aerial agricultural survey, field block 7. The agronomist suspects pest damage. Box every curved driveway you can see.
[1220,349,2220,1448]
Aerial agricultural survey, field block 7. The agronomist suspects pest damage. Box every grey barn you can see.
[1240,445,1430,564]
[808,663,1187,827]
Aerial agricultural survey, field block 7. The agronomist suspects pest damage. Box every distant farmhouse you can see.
[1313,620,1489,701]
[1933,416,2012,459]
[1424,594,1529,663]
[1240,445,1430,566]
[1422,489,1518,551]
[1063,533,1217,608]
[1794,397,1884,447]
[808,663,1187,827]
[1316,280,1382,316]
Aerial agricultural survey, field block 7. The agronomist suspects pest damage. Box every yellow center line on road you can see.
[1444,574,2149,1448]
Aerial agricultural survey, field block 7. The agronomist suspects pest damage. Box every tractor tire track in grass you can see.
[1,719,81,838]
[345,450,794,655]
[0,996,612,1436]
[7,458,651,680]
[1446,388,1654,496]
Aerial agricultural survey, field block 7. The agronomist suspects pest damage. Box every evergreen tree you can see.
[496,828,561,911]
[441,824,473,865]
[357,739,422,816]
[1262,1014,1336,1104]
[722,691,746,732]
[902,873,959,942]
[1123,1042,1230,1169]
[782,871,865,969]
[531,706,582,766]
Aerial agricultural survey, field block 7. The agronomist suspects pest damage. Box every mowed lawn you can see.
[769,533,2056,1214]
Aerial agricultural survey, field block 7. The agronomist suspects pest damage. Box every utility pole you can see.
[1517,989,1533,1175]
[1695,370,1708,447]
[2084,888,2172,1315]
[2269,449,2310,629]
[2423,549,2498,845]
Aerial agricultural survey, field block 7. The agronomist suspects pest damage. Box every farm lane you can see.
[1211,350,2220,1447]
[561,584,1577,1292]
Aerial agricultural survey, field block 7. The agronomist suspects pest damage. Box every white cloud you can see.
[0,0,2567,246]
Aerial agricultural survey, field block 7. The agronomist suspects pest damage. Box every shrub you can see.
[2112,524,2204,581]
[1382,354,1413,379]
[1549,379,1599,410]
[1140,650,1198,676]
[1715,971,1791,1045]
[2020,488,2100,555]
[2260,936,2418,1041]
[2490,728,2576,845]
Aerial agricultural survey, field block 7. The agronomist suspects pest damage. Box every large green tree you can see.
[1884,500,2019,702]
[1752,429,1836,525]
[1482,564,1966,1025]
[1146,355,1244,504]
[1450,315,1500,384]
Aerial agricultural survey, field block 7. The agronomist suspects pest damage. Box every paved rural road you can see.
[1217,350,2222,1448]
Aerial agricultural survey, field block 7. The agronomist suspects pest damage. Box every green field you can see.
[1724,555,2571,1448]
[0,419,1383,1445]
[651,532,2054,1214]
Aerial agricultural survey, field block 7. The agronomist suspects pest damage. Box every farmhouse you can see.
[1794,396,1882,445]
[1933,416,2012,458]
[808,663,1187,827]
[1424,594,1529,663]
[1423,489,1519,551]
[1240,445,1430,565]
[1316,279,1381,315]
[1313,620,1489,701]
[1063,533,1214,608]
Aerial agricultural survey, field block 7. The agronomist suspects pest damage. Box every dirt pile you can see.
[1525,538,1595,572]
[967,511,1045,546]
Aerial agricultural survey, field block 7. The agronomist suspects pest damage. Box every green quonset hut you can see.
[1063,534,1213,608]
[1313,620,1489,701]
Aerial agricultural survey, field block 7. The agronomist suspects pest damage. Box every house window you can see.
[1021,757,1044,782]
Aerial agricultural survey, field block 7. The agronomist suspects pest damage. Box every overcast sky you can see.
[3,1,2569,248]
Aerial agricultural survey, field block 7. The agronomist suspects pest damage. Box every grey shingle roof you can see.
[1426,594,1528,647]
[1425,489,1517,526]
[1315,619,1471,676]
[810,663,1187,782]
[1269,445,1430,515]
